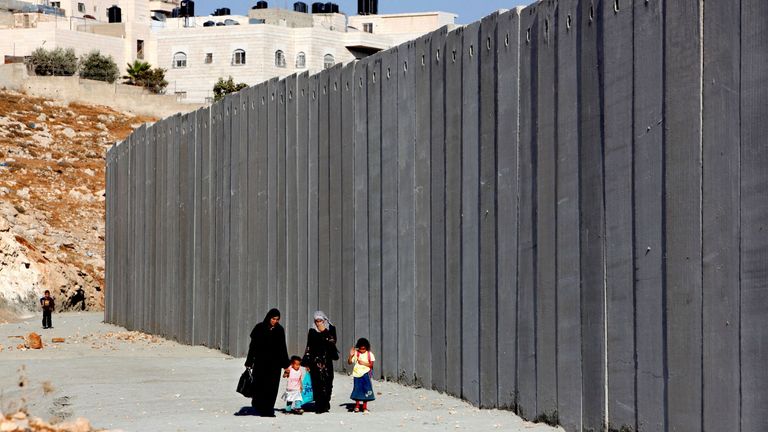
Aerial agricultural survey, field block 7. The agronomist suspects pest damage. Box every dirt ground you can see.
[0,313,562,432]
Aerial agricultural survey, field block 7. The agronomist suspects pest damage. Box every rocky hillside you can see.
[0,90,155,320]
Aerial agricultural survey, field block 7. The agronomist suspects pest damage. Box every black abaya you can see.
[301,325,338,413]
[244,309,290,416]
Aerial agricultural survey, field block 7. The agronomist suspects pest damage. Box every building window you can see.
[232,49,246,65]
[323,54,335,69]
[175,91,187,100]
[173,52,187,68]
[137,40,144,60]
[205,53,213,64]
[77,2,85,12]
[295,52,306,69]
[363,23,373,33]
[275,50,286,68]
[51,1,60,8]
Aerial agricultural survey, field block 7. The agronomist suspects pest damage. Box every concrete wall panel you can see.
[380,48,399,380]
[632,1,665,429]
[554,1,581,429]
[428,27,448,394]
[601,0,636,428]
[664,1,703,430]
[443,27,463,399]
[702,1,741,430]
[495,9,520,410]
[516,5,537,418]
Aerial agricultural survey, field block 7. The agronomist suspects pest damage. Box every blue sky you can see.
[195,0,529,24]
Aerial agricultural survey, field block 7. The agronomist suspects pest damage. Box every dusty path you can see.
[0,313,561,432]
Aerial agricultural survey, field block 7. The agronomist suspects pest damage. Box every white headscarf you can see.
[312,310,332,331]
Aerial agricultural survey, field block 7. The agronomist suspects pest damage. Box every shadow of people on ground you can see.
[233,406,258,416]
[339,403,356,412]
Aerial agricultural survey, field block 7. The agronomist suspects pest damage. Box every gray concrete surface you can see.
[0,312,560,432]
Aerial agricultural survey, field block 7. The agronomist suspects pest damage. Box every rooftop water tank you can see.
[203,20,215,26]
[311,2,324,13]
[324,2,338,13]
[179,0,194,17]
[254,1,268,9]
[107,5,121,22]
[213,7,230,15]
[357,0,377,15]
[293,1,307,13]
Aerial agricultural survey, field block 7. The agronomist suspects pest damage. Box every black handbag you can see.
[236,368,255,398]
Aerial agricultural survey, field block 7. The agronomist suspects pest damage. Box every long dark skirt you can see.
[309,363,334,412]
[350,373,376,401]
[251,367,281,416]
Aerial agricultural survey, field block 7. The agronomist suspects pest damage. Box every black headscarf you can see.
[245,308,289,369]
[262,308,280,325]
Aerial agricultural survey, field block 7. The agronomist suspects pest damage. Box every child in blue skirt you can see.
[347,337,376,413]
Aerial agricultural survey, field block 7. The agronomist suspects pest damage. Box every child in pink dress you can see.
[281,356,306,414]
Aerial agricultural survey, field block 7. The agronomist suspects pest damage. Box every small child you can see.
[281,355,306,414]
[348,338,376,413]
[40,290,55,329]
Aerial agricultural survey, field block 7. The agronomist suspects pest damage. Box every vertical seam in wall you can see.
[661,0,670,430]
[514,12,522,414]
[630,1,640,430]
[698,1,705,431]
[597,2,610,428]
[737,0,743,428]
[552,2,560,418]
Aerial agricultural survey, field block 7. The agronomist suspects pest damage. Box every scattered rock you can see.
[61,128,76,139]
[52,337,66,343]
[37,113,47,122]
[26,332,43,349]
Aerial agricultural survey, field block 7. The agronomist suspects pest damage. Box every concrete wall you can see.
[105,1,768,431]
[0,64,200,117]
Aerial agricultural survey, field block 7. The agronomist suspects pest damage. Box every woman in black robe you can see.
[301,310,339,413]
[244,308,290,417]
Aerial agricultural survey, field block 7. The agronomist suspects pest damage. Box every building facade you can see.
[1,0,456,103]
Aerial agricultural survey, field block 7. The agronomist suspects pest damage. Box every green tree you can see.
[213,76,248,102]
[28,47,78,76]
[79,51,119,83]
[123,60,168,94]
[123,60,151,86]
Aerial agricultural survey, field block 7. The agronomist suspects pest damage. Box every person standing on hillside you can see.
[40,290,55,329]
[244,308,290,417]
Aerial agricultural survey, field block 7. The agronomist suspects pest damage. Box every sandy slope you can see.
[0,91,155,318]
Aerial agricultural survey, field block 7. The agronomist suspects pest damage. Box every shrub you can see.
[123,60,168,94]
[213,76,248,102]
[27,47,78,76]
[79,51,119,83]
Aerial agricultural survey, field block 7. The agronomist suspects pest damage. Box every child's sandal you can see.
[354,407,360,413]
[363,409,370,414]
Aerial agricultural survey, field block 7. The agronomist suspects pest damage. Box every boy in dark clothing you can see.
[40,290,54,329]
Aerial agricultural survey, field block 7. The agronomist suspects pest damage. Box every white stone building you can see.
[0,0,456,103]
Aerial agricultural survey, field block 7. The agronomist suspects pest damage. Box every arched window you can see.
[172,51,187,68]
[275,50,286,68]
[323,53,335,69]
[295,51,306,69]
[232,49,246,65]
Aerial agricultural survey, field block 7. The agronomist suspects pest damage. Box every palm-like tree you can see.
[124,60,151,86]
